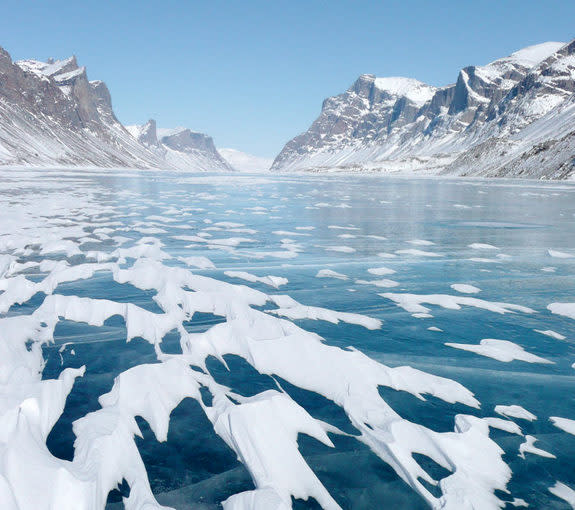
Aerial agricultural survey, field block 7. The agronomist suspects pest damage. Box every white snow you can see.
[469,243,500,250]
[445,339,553,364]
[550,416,575,436]
[177,255,216,269]
[451,283,481,294]
[325,245,356,253]
[494,405,537,422]
[316,269,348,280]
[396,249,442,257]
[367,266,396,276]
[356,278,399,288]
[534,329,566,341]
[380,292,535,316]
[506,42,565,67]
[373,77,437,106]
[518,435,555,459]
[549,481,575,508]
[224,270,288,289]
[548,249,574,258]
[407,239,435,246]
[547,302,575,320]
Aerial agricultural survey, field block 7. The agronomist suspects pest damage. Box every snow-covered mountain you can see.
[125,120,233,172]
[218,148,272,172]
[0,47,229,171]
[272,40,575,179]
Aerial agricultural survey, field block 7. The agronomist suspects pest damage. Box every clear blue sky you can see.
[1,1,573,158]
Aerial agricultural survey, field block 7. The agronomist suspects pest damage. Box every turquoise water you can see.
[5,169,575,508]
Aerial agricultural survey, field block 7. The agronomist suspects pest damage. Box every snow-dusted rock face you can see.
[126,121,233,172]
[272,40,575,179]
[0,48,230,172]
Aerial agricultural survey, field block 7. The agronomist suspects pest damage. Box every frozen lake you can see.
[2,168,575,509]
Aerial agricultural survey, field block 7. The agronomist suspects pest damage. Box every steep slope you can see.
[0,48,230,172]
[125,120,233,172]
[272,40,574,179]
[218,148,272,172]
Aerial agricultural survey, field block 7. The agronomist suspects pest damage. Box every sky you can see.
[0,1,573,158]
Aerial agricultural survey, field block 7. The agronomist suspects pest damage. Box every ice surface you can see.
[1,170,573,509]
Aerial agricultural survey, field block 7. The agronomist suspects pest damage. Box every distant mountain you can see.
[218,148,272,172]
[0,48,228,171]
[125,120,233,172]
[272,40,575,179]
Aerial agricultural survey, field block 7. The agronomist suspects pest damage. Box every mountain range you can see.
[0,48,232,171]
[1,40,574,178]
[272,40,575,179]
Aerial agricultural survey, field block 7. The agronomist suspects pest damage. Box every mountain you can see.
[0,47,229,171]
[218,148,272,172]
[272,40,575,179]
[125,120,233,172]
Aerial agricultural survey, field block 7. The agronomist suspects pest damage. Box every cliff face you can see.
[272,41,575,179]
[0,48,230,171]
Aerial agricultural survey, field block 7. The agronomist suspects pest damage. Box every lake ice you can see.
[1,168,575,509]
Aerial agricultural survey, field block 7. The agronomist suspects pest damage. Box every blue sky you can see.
[1,1,573,158]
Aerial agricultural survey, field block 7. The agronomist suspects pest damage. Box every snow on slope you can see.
[218,147,272,172]
[373,77,437,105]
[272,40,575,179]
